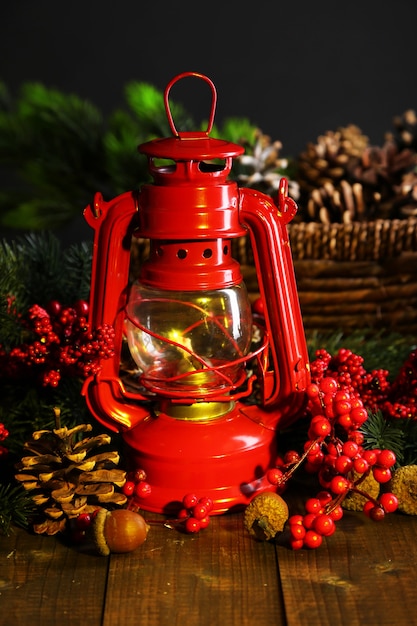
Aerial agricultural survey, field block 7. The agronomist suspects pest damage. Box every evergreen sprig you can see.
[0,232,92,317]
[0,483,35,535]
[360,410,406,465]
[361,410,417,467]
[0,79,260,232]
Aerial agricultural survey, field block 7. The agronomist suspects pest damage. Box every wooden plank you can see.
[276,509,417,626]
[0,527,108,626]
[102,512,285,626]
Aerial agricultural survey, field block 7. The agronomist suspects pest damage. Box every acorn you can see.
[389,465,417,515]
[92,508,150,556]
[244,491,289,541]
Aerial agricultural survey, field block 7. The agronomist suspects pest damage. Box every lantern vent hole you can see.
[177,249,187,259]
[199,160,227,173]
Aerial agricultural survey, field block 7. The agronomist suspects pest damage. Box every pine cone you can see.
[388,109,417,152]
[306,180,368,223]
[296,125,369,197]
[395,169,417,217]
[349,139,417,219]
[15,419,127,535]
[234,129,299,200]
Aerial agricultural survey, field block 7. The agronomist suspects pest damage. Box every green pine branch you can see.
[0,483,35,536]
[0,79,260,232]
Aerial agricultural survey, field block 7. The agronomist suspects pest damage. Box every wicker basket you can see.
[131,216,417,334]
[234,217,417,333]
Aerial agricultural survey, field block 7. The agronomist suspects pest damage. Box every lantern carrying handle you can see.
[164,71,217,137]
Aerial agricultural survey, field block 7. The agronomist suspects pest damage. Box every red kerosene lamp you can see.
[83,72,310,514]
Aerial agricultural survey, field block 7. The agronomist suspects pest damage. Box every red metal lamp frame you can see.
[82,72,310,514]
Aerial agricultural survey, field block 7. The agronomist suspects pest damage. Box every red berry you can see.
[353,457,369,474]
[303,529,323,549]
[283,450,300,465]
[303,513,318,529]
[290,538,304,550]
[335,399,351,415]
[266,467,284,485]
[369,505,386,522]
[378,492,398,513]
[252,297,265,316]
[198,497,214,512]
[182,493,199,509]
[305,498,322,514]
[75,299,89,317]
[134,481,152,498]
[363,500,375,517]
[185,517,201,533]
[313,514,336,537]
[306,383,320,400]
[328,505,344,521]
[198,516,211,529]
[362,450,378,466]
[122,480,135,497]
[178,508,189,520]
[309,416,332,439]
[75,513,92,530]
[350,407,368,426]
[133,469,147,482]
[372,466,392,484]
[330,475,351,495]
[192,504,209,520]
[317,490,332,506]
[334,390,350,402]
[320,377,338,394]
[336,413,352,430]
[290,524,306,540]
[335,455,353,475]
[47,300,62,316]
[342,441,359,458]
[376,449,396,469]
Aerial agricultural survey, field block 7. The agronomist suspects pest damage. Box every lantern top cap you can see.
[138,72,245,161]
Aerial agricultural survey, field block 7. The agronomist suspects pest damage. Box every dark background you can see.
[1,0,416,157]
[1,0,416,244]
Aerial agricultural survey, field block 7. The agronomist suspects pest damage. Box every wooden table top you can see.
[1,484,416,626]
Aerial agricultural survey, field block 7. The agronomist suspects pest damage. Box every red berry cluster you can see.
[381,349,417,419]
[310,347,417,420]
[0,300,115,387]
[123,469,152,505]
[122,472,214,534]
[0,423,9,442]
[0,423,9,458]
[177,493,214,534]
[266,375,399,549]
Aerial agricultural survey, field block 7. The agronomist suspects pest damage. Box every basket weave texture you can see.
[234,217,417,332]
[131,216,417,333]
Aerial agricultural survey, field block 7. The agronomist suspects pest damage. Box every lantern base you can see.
[122,402,280,515]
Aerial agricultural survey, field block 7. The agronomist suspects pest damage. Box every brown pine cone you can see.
[296,125,369,196]
[306,180,368,223]
[388,109,417,152]
[15,415,127,535]
[348,139,417,219]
